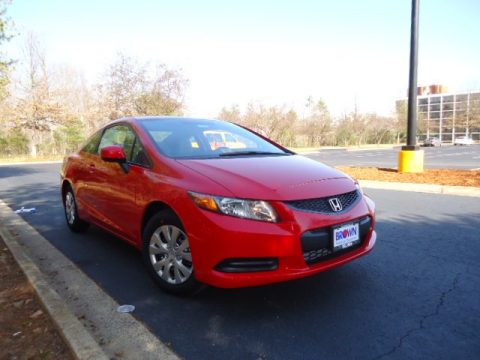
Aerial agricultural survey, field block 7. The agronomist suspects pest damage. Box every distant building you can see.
[396,85,480,142]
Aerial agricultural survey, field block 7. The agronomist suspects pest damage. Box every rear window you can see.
[81,131,102,154]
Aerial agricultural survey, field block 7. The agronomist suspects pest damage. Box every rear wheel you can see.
[143,211,203,295]
[63,186,89,233]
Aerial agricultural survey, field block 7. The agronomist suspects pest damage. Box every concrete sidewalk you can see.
[359,180,480,197]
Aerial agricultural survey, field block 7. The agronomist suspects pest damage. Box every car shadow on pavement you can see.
[0,166,40,179]
[0,184,63,229]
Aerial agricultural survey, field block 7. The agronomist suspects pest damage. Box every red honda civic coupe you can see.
[61,117,376,294]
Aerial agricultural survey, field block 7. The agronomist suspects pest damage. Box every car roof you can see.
[103,116,226,129]
[120,116,221,123]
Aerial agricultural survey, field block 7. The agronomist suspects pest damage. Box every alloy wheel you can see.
[65,192,76,225]
[149,225,193,284]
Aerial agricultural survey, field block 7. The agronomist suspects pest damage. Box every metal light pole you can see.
[398,0,424,172]
[406,0,419,149]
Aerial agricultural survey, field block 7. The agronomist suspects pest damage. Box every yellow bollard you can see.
[398,149,424,173]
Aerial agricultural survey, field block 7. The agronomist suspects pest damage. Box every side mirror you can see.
[100,145,127,163]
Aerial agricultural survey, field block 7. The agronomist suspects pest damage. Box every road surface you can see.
[0,163,478,360]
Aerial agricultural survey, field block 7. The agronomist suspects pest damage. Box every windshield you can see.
[139,118,291,159]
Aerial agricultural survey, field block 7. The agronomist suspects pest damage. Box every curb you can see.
[0,200,181,360]
[0,160,63,166]
[0,227,108,360]
[359,180,480,197]
[291,145,396,154]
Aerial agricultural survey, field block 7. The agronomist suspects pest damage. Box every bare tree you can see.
[100,53,146,119]
[134,64,187,115]
[394,100,407,143]
[219,103,298,147]
[13,34,62,156]
[0,0,14,102]
[302,97,332,146]
[7,35,93,156]
[218,104,242,123]
[99,53,187,119]
[364,114,397,144]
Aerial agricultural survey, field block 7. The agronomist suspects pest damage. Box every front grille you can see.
[285,190,360,214]
[301,216,372,265]
[304,248,330,263]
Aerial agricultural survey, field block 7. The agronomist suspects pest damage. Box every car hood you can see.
[177,155,356,200]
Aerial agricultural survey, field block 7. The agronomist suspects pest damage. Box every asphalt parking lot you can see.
[306,144,480,169]
[0,163,479,360]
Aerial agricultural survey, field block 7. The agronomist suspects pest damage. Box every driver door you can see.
[90,124,145,242]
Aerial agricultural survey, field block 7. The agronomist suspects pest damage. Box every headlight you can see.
[189,192,278,222]
[354,180,363,194]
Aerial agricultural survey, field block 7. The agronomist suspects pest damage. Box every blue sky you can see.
[6,0,480,116]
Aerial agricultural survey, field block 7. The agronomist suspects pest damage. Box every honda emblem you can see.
[329,198,343,212]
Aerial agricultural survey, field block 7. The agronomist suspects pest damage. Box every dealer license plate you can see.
[333,222,360,251]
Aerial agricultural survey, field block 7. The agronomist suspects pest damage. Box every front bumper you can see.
[183,195,376,288]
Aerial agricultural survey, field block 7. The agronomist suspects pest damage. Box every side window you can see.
[131,138,150,167]
[81,131,102,154]
[98,125,136,160]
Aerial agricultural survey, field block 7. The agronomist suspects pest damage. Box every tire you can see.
[63,185,90,233]
[142,211,203,295]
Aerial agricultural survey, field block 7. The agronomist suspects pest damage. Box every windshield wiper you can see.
[219,151,290,157]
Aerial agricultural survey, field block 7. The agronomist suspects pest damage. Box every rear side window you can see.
[81,131,102,154]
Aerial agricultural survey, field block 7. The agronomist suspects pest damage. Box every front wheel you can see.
[142,211,203,295]
[63,186,89,233]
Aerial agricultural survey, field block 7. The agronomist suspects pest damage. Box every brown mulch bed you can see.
[337,167,480,187]
[0,237,74,360]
